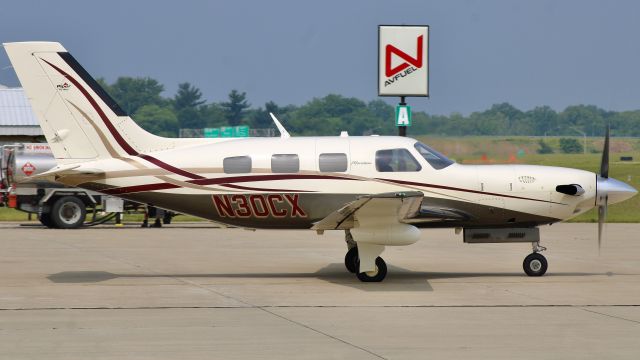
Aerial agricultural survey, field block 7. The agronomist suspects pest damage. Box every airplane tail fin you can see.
[3,42,185,164]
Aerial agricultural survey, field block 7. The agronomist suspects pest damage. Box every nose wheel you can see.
[523,242,548,276]
[343,246,388,282]
[355,256,387,282]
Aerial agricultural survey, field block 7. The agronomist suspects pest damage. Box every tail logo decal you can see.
[56,82,71,91]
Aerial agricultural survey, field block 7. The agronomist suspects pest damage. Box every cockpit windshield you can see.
[414,142,454,170]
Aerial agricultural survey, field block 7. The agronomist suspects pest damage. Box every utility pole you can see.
[570,126,587,155]
[398,96,407,137]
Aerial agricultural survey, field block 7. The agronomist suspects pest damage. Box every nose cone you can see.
[597,177,638,205]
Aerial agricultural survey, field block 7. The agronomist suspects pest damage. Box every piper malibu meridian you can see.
[4,42,637,282]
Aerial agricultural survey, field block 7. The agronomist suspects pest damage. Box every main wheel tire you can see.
[50,196,87,229]
[355,257,387,282]
[523,253,548,277]
[344,247,358,273]
[39,213,56,228]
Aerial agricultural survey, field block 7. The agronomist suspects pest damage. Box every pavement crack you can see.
[579,307,640,325]
[258,307,388,360]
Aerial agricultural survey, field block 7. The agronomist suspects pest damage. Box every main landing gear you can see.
[344,230,388,282]
[523,242,548,277]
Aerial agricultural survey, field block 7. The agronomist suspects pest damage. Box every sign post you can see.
[378,25,429,136]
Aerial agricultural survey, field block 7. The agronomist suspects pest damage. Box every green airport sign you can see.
[204,128,220,138]
[395,105,412,126]
[234,125,249,137]
[204,126,250,138]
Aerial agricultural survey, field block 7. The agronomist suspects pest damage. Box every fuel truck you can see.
[0,143,130,228]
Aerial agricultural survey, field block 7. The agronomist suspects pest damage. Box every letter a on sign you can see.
[396,105,411,126]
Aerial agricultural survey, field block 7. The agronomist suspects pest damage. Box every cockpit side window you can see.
[414,142,454,170]
[375,149,422,172]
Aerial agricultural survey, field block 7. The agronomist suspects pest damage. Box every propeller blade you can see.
[597,196,608,254]
[597,124,611,254]
[600,125,610,179]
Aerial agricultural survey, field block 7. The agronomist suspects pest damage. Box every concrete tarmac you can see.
[0,222,638,359]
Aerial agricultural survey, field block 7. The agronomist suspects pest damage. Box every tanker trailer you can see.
[0,143,127,228]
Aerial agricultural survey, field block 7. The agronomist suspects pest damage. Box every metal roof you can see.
[0,88,43,136]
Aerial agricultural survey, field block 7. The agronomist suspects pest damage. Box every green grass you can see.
[0,207,34,221]
[0,207,205,223]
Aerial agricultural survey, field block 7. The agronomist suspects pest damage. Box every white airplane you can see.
[4,42,637,282]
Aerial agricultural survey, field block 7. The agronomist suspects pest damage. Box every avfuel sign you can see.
[378,25,429,97]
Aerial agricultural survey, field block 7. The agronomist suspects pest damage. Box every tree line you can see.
[97,77,640,138]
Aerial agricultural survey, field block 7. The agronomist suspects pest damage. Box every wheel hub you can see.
[530,259,542,272]
[364,266,379,277]
[60,203,81,224]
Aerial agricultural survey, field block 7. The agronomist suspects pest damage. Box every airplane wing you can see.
[311,191,424,231]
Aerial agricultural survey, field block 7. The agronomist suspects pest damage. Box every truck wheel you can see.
[51,196,86,229]
[39,213,56,228]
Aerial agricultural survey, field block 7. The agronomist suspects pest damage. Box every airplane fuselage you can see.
[62,136,599,229]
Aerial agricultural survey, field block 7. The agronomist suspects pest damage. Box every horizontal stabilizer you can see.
[24,164,103,182]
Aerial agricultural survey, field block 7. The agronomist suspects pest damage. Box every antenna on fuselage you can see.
[269,112,290,139]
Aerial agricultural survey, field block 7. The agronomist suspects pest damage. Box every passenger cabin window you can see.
[414,142,454,170]
[319,153,348,172]
[271,154,300,173]
[223,156,252,174]
[375,149,421,172]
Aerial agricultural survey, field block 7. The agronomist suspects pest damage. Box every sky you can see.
[1,0,639,115]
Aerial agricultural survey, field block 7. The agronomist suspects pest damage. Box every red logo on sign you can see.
[21,162,36,176]
[385,35,424,77]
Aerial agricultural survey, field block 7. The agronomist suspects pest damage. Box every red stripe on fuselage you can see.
[379,178,566,205]
[219,183,314,193]
[137,154,205,180]
[191,174,356,186]
[102,182,180,195]
[96,174,356,194]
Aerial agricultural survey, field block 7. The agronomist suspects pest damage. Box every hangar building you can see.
[0,85,44,144]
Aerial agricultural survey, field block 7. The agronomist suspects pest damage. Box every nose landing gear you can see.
[343,230,388,282]
[523,242,548,276]
[343,246,388,282]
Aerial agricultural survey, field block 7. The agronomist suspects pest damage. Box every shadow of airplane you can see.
[46,263,627,292]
